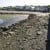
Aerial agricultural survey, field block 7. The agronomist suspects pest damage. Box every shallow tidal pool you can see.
[0,14,29,27]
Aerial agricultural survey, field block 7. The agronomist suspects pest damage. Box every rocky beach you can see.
[0,13,49,50]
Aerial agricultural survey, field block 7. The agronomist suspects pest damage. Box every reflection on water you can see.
[0,15,29,27]
[0,19,4,24]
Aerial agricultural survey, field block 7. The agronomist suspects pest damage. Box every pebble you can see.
[6,42,10,45]
[26,26,31,29]
[8,31,15,35]
[36,31,42,35]
[36,48,40,50]
[2,32,8,37]
[14,30,18,32]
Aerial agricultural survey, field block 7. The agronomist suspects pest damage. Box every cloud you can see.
[0,0,50,7]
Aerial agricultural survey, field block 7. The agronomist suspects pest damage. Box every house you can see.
[16,6,23,11]
[23,5,31,11]
[34,6,48,12]
[30,6,35,11]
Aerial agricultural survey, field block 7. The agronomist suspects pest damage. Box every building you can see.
[34,6,48,12]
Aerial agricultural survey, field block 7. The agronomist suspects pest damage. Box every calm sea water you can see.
[0,15,29,27]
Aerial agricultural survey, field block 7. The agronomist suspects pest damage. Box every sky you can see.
[0,0,50,7]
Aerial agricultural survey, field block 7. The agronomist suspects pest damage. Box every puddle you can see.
[0,15,29,27]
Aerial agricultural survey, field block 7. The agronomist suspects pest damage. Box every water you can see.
[0,19,4,24]
[0,15,29,27]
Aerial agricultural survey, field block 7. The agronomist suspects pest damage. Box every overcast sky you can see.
[0,0,50,7]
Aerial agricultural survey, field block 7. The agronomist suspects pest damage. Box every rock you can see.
[0,27,9,31]
[2,32,7,34]
[25,26,31,29]
[2,32,8,36]
[14,30,18,32]
[2,32,10,38]
[36,48,40,50]
[36,31,42,35]
[6,42,10,45]
[8,31,15,35]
